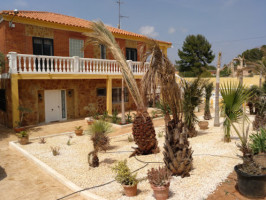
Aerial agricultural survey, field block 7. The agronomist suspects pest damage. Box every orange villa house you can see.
[0,10,171,128]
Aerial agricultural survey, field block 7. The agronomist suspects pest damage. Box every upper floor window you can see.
[100,44,106,59]
[69,38,84,58]
[33,37,53,56]
[126,48,137,61]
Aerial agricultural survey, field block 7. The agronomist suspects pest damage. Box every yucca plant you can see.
[84,21,158,157]
[182,78,204,137]
[204,81,214,120]
[87,120,111,167]
[250,128,266,154]
[220,82,251,142]
[142,42,193,177]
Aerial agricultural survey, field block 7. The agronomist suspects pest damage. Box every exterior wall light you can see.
[9,9,19,28]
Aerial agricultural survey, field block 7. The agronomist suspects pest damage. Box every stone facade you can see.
[18,79,137,126]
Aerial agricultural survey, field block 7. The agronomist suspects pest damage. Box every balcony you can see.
[7,52,149,75]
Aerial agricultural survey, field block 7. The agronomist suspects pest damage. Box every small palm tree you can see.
[84,21,158,156]
[142,42,193,177]
[87,120,111,167]
[220,82,251,142]
[204,81,214,120]
[182,78,204,137]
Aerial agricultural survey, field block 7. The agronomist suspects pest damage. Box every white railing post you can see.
[73,56,80,73]
[127,60,132,73]
[7,52,18,73]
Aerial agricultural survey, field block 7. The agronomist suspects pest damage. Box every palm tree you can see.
[142,42,193,177]
[220,82,251,142]
[84,21,158,156]
[182,78,204,137]
[245,58,266,88]
[88,120,111,167]
[214,52,221,127]
[204,81,214,120]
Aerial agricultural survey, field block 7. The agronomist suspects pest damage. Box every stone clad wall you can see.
[18,79,136,126]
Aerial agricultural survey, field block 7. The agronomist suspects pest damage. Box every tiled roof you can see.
[0,10,171,45]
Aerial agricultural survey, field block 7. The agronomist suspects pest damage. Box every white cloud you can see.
[168,27,176,34]
[180,27,188,34]
[139,26,159,38]
[14,0,28,7]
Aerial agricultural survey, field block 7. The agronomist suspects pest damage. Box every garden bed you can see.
[10,119,242,200]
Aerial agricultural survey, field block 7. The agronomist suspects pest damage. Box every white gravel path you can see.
[20,117,243,200]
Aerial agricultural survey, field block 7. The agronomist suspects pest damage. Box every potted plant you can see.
[16,131,29,145]
[112,160,138,197]
[87,120,111,167]
[227,114,266,198]
[74,126,83,136]
[250,128,266,168]
[14,106,32,133]
[198,121,209,130]
[147,166,172,200]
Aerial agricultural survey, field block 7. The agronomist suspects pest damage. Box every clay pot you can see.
[123,184,137,197]
[151,183,170,200]
[14,127,25,133]
[198,121,209,130]
[75,129,83,136]
[18,135,29,145]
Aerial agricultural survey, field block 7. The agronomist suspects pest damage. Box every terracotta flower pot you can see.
[198,121,209,130]
[151,183,170,200]
[123,184,137,197]
[14,127,25,133]
[75,129,83,136]
[18,135,29,145]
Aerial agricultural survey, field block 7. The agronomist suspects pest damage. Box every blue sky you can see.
[1,0,266,66]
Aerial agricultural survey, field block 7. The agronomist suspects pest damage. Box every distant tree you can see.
[220,66,231,77]
[242,48,263,62]
[177,34,215,77]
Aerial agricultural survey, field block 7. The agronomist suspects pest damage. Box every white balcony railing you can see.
[7,52,149,75]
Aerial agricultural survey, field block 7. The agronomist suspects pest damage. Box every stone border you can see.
[9,132,107,200]
[85,116,164,129]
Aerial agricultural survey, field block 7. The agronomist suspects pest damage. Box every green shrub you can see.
[112,109,119,123]
[249,128,266,154]
[112,160,138,186]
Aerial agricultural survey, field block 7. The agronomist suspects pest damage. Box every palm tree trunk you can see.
[214,52,221,127]
[121,78,125,124]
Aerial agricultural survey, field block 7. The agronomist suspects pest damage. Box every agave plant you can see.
[142,42,193,177]
[84,21,158,157]
[182,78,204,137]
[204,81,214,120]
[87,120,111,167]
[220,82,251,142]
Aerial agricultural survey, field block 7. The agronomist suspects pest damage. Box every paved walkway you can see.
[0,116,165,200]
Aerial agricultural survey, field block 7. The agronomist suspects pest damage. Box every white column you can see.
[7,52,18,73]
[73,56,80,73]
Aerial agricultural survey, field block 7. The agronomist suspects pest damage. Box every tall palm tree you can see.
[204,81,214,120]
[142,42,193,177]
[214,52,221,127]
[245,58,266,88]
[220,82,251,142]
[84,21,158,156]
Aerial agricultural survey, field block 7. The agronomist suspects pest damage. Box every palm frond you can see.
[220,82,252,140]
[141,42,182,122]
[84,21,145,110]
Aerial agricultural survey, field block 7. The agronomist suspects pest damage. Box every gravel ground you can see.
[19,117,243,200]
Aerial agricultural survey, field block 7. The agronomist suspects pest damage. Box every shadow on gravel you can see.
[0,166,7,181]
